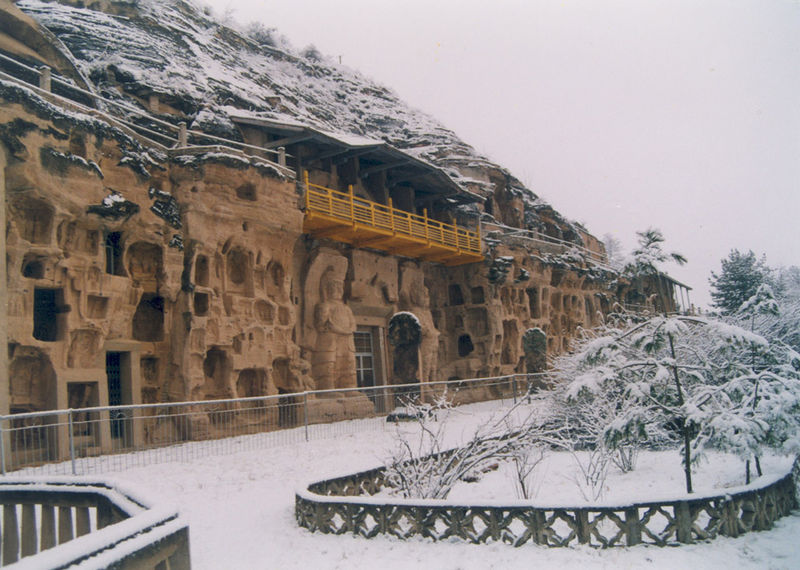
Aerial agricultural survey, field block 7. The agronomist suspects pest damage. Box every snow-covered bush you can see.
[384,397,561,500]
[509,443,547,500]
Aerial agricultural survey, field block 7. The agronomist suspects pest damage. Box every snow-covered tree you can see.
[709,249,770,315]
[624,228,686,277]
[602,233,626,270]
[552,315,800,494]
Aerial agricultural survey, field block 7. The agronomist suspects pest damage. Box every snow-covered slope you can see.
[16,0,586,239]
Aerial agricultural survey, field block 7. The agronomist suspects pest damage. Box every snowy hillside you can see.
[15,0,589,237]
[16,1,487,177]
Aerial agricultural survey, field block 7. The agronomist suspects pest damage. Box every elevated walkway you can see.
[302,173,483,266]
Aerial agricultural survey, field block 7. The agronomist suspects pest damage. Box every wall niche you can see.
[13,196,54,244]
[236,368,267,398]
[21,255,46,279]
[194,292,209,316]
[132,293,164,341]
[195,254,209,286]
[127,241,162,287]
[33,288,65,342]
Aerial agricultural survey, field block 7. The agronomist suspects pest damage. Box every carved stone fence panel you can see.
[297,459,799,548]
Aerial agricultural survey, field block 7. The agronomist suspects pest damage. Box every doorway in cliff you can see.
[354,327,386,411]
[106,351,132,446]
[388,313,421,407]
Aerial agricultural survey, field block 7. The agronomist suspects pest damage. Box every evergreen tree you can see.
[624,228,686,277]
[552,315,800,494]
[709,250,770,315]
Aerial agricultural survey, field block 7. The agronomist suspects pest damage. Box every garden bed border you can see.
[296,457,800,547]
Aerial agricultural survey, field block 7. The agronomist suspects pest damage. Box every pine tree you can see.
[709,250,770,315]
[552,315,800,494]
[624,228,686,277]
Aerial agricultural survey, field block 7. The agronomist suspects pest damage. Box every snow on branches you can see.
[551,315,800,493]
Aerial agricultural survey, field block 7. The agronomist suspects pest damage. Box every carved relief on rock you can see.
[304,250,356,391]
[398,262,439,383]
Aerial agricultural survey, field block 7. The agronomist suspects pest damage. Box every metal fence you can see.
[0,375,545,476]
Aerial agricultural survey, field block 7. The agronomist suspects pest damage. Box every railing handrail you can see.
[304,174,481,254]
[0,51,294,174]
[0,373,541,422]
[485,222,617,272]
[0,479,189,568]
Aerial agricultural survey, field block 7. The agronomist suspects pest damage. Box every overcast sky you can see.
[205,0,800,309]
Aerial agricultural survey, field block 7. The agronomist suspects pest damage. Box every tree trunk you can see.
[669,332,693,494]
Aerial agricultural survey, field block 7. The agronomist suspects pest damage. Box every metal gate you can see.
[106,352,126,441]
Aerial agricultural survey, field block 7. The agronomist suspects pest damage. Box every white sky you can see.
[205,0,800,309]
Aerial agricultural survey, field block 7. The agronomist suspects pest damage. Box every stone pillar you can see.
[38,66,51,92]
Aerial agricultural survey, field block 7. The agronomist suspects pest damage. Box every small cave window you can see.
[471,287,485,304]
[458,334,474,357]
[227,248,249,285]
[527,287,541,319]
[235,183,257,201]
[33,288,64,342]
[16,197,54,244]
[195,255,209,286]
[194,292,209,316]
[448,284,464,306]
[268,261,285,288]
[104,232,125,276]
[132,294,164,341]
[22,257,45,279]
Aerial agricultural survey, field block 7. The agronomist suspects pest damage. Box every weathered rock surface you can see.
[0,0,664,437]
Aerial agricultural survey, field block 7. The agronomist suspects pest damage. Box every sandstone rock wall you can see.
[3,87,620,424]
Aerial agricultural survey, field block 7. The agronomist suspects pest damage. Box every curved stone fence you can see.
[296,459,799,548]
[0,478,190,568]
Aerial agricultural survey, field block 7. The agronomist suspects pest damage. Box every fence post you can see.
[68,409,76,475]
[512,376,518,404]
[39,65,51,92]
[303,392,309,442]
[278,146,286,167]
[675,501,693,543]
[178,122,188,147]
[0,420,6,475]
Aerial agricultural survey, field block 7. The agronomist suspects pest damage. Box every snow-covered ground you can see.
[44,402,790,570]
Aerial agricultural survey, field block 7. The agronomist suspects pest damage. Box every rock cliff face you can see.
[1,0,628,429]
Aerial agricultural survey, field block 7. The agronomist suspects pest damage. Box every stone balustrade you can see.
[296,457,799,548]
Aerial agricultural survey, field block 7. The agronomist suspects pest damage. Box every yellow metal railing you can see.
[303,172,482,259]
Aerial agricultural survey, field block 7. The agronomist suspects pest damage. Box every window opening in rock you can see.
[458,334,474,357]
[195,255,209,286]
[354,331,375,389]
[132,294,164,341]
[527,287,541,319]
[194,292,209,316]
[235,183,257,201]
[227,248,248,285]
[105,232,124,275]
[237,368,266,398]
[448,284,464,306]
[106,352,131,443]
[22,256,45,279]
[33,288,63,342]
